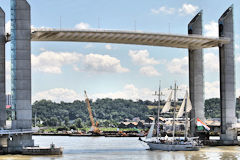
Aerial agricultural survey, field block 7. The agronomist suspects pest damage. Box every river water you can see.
[0,136,240,160]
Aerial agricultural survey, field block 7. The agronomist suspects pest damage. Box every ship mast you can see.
[155,80,163,139]
[172,81,179,141]
[184,91,188,140]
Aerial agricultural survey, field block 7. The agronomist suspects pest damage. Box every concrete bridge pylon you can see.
[0,7,7,150]
[8,0,34,153]
[188,11,205,137]
[0,7,6,129]
[218,5,238,145]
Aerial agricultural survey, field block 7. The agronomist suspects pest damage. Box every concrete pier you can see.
[188,11,205,137]
[11,0,32,129]
[0,8,6,129]
[218,6,238,145]
[0,8,7,149]
[9,0,34,152]
[7,134,34,153]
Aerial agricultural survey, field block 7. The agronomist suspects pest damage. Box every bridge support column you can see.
[219,6,238,145]
[9,0,34,152]
[0,8,6,129]
[188,11,205,137]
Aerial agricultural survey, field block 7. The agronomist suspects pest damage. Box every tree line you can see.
[32,98,240,127]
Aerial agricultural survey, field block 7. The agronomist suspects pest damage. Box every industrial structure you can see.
[84,90,101,135]
[0,0,238,153]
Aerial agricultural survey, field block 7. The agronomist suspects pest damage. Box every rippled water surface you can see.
[0,136,240,160]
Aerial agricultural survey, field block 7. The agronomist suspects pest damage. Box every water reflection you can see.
[0,136,240,160]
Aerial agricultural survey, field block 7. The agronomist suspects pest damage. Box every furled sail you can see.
[146,119,155,139]
[186,92,192,112]
[161,91,173,113]
[176,91,187,118]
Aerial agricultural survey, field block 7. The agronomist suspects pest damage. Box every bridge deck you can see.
[28,29,230,50]
[0,128,38,135]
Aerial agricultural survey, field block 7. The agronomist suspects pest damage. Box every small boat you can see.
[22,143,63,155]
[140,82,201,151]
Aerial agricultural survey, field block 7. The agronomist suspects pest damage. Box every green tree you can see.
[64,117,69,126]
[70,124,77,130]
[43,117,58,126]
[74,118,83,128]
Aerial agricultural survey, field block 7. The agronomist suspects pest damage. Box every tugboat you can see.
[139,82,201,151]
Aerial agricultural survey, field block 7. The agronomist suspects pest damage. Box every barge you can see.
[22,143,63,155]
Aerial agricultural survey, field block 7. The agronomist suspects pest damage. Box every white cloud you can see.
[139,66,160,77]
[237,88,240,98]
[93,84,189,101]
[105,44,112,50]
[179,4,198,15]
[92,84,155,101]
[39,48,46,51]
[205,47,218,53]
[235,44,240,49]
[33,82,239,102]
[82,53,129,73]
[205,81,220,99]
[151,6,175,15]
[32,50,128,74]
[32,51,83,74]
[151,4,198,16]
[85,43,94,49]
[204,21,218,37]
[166,53,219,75]
[5,20,11,34]
[31,25,52,31]
[75,22,90,30]
[33,85,155,102]
[33,88,83,103]
[129,50,159,66]
[6,21,51,33]
[236,55,240,63]
[204,53,219,72]
[167,56,188,75]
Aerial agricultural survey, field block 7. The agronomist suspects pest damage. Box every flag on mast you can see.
[197,118,210,131]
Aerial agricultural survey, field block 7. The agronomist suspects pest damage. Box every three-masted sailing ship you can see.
[139,82,201,151]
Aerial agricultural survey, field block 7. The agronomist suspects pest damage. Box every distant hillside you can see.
[32,98,153,126]
[32,98,240,127]
[205,98,240,118]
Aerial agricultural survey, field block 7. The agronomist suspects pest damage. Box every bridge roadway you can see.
[6,29,230,49]
[0,129,37,135]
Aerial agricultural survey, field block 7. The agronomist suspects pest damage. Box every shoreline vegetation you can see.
[21,98,240,137]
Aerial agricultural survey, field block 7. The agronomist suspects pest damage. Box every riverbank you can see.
[33,130,145,137]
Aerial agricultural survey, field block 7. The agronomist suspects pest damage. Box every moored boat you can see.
[140,82,201,151]
[146,141,199,151]
[22,143,63,155]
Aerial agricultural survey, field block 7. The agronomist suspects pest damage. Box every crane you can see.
[84,90,100,135]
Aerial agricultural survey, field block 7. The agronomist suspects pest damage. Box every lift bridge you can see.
[0,0,239,153]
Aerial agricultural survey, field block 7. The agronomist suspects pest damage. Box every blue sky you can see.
[1,0,240,102]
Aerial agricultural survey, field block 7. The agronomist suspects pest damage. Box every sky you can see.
[0,0,240,102]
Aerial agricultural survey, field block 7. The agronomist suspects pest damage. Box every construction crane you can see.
[84,90,101,135]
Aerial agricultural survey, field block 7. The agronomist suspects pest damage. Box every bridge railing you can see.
[0,128,38,135]
[31,28,227,40]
